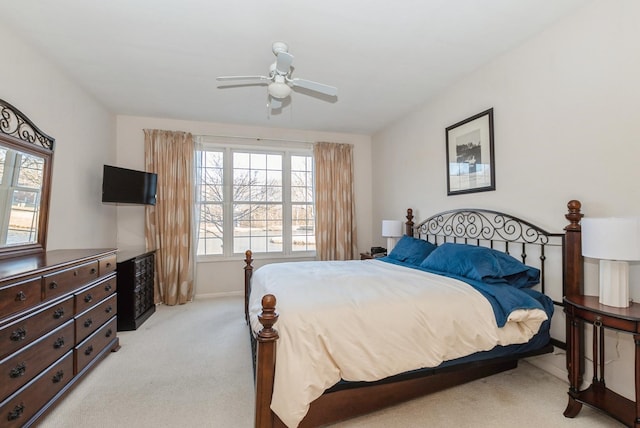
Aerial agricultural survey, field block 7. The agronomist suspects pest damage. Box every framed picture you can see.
[446,108,495,195]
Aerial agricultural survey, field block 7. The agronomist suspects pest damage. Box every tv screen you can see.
[102,165,157,205]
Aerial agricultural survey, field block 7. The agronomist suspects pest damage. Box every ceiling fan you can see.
[216,42,338,110]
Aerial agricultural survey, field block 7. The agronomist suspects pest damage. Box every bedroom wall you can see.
[371,0,640,400]
[0,25,117,250]
[115,115,372,297]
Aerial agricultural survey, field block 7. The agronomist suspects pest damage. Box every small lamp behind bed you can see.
[382,220,403,253]
[582,217,640,308]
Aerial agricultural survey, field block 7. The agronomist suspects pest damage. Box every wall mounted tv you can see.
[102,165,157,205]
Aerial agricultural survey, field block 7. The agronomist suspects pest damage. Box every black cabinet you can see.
[116,250,156,331]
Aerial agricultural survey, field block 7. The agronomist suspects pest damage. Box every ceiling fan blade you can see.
[290,78,338,96]
[216,75,271,83]
[275,52,294,75]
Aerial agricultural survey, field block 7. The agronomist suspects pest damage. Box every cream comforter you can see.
[248,259,548,428]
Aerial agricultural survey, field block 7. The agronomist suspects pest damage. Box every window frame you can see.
[195,138,315,261]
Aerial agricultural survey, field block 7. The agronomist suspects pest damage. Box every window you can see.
[196,141,315,258]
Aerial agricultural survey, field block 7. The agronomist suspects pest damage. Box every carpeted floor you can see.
[39,297,623,427]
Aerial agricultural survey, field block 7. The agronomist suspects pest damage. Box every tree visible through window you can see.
[196,144,315,257]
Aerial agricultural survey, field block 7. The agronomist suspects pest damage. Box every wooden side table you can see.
[564,295,640,427]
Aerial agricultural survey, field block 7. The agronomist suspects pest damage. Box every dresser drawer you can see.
[0,296,74,359]
[99,254,117,276]
[75,316,117,374]
[74,275,117,315]
[75,294,117,343]
[0,351,73,428]
[0,277,41,321]
[0,320,74,402]
[43,260,99,301]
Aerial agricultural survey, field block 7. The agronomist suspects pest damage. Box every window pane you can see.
[234,152,249,168]
[198,203,223,255]
[267,154,281,170]
[292,203,315,252]
[250,153,266,169]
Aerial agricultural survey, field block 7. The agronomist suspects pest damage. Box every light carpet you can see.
[39,296,622,427]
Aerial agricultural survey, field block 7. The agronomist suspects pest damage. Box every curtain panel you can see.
[314,142,358,260]
[144,129,195,305]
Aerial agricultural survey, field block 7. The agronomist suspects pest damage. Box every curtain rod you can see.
[195,134,315,144]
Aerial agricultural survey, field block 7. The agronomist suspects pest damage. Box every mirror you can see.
[0,99,54,258]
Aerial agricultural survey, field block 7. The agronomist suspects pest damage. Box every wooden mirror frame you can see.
[0,99,54,259]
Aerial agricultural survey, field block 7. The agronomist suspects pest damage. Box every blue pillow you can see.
[387,235,437,265]
[419,243,540,288]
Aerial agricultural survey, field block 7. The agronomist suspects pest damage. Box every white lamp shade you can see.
[582,217,640,307]
[582,217,640,261]
[381,220,403,238]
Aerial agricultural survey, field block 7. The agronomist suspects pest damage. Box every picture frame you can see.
[446,108,495,195]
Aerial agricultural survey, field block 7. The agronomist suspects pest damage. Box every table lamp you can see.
[382,220,403,253]
[582,217,640,308]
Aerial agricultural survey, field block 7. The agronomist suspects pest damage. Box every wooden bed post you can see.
[406,208,414,237]
[255,294,279,428]
[563,199,584,413]
[564,200,583,297]
[244,250,254,324]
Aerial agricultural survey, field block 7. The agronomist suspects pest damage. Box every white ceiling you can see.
[0,0,589,135]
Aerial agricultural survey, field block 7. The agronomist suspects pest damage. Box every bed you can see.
[244,200,585,428]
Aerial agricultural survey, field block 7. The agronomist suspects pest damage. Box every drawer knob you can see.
[106,262,112,268]
[90,268,97,275]
[9,362,26,378]
[84,318,93,328]
[7,403,24,421]
[84,345,94,356]
[9,327,27,342]
[15,291,27,302]
[84,294,93,303]
[105,284,112,292]
[53,337,65,349]
[106,328,113,338]
[49,281,58,290]
[52,370,65,383]
[105,305,113,314]
[53,308,65,319]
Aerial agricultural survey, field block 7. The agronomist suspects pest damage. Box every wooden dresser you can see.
[0,248,119,427]
[116,249,155,331]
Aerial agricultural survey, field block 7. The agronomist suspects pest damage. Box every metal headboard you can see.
[407,208,565,303]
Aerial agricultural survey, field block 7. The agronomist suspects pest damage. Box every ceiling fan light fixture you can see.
[268,81,292,99]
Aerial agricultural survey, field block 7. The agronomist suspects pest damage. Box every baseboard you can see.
[194,291,243,300]
[525,346,568,383]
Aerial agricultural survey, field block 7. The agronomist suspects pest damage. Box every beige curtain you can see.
[314,142,358,260]
[144,129,194,305]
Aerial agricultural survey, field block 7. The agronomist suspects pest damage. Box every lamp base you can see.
[599,259,630,308]
[386,237,398,253]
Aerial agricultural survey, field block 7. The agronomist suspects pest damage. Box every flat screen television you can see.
[102,165,157,205]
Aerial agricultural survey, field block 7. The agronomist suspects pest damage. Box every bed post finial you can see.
[565,200,583,231]
[244,250,254,324]
[406,208,414,237]
[256,294,279,428]
[564,200,583,297]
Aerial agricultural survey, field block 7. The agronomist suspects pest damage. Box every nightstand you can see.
[360,252,373,260]
[564,295,640,427]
